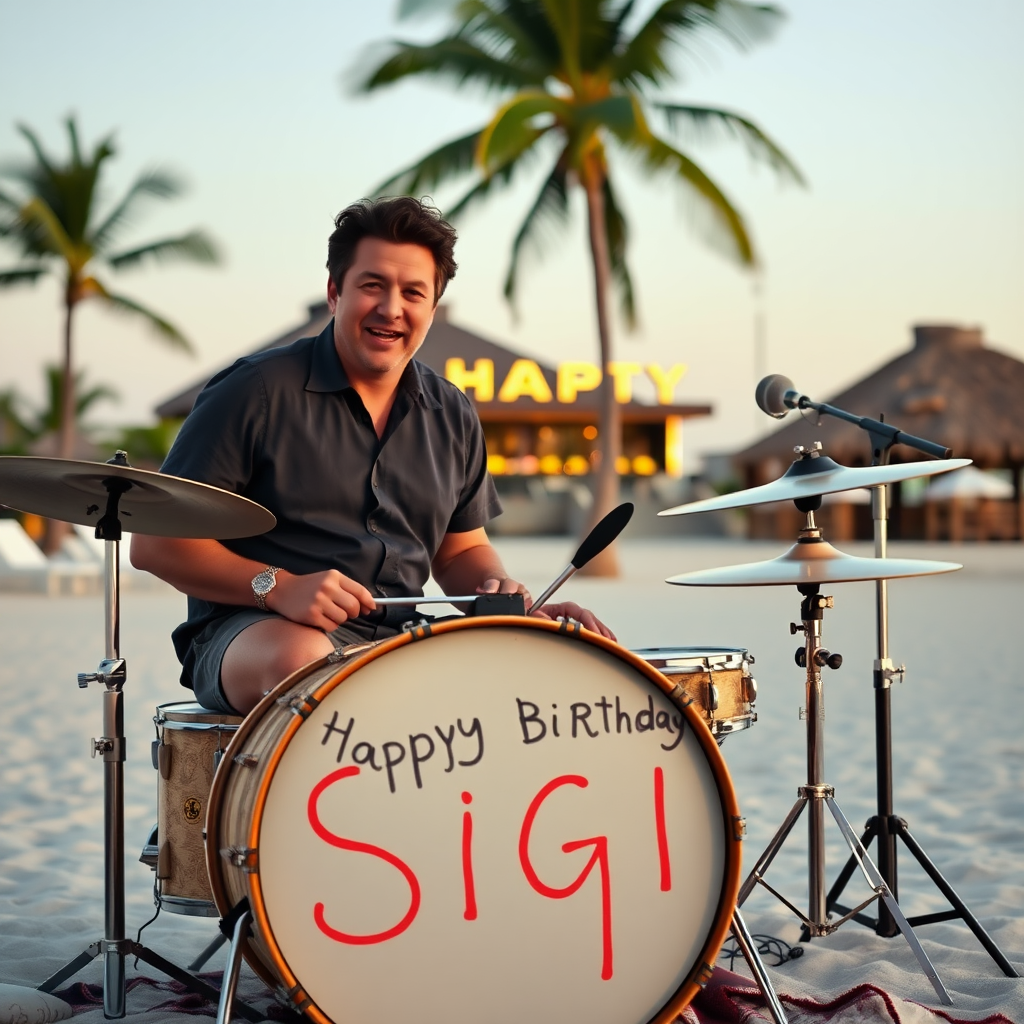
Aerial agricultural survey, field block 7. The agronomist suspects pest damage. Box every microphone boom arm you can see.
[791,395,952,461]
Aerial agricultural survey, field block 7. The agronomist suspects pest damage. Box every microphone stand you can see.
[780,403,1018,975]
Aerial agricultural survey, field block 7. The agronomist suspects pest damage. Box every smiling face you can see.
[327,236,437,389]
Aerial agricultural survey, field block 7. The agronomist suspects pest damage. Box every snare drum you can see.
[630,648,756,740]
[150,702,242,916]
[207,617,741,1024]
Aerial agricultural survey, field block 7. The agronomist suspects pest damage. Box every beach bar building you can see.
[731,325,1024,542]
[155,302,712,534]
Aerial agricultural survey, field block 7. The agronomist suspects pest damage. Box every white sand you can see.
[1,537,1022,1021]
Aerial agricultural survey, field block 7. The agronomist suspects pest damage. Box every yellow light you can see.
[539,454,563,475]
[633,455,658,476]
[538,425,554,442]
[564,455,590,475]
[583,425,598,440]
[519,455,539,475]
[487,454,508,475]
[615,456,631,474]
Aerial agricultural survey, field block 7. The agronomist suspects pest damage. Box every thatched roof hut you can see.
[733,325,1024,541]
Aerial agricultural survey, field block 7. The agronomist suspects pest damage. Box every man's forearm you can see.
[432,541,509,597]
[130,535,269,606]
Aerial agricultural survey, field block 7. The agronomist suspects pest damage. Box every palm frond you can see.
[0,266,48,288]
[397,0,459,17]
[476,90,566,171]
[612,0,783,88]
[602,173,637,329]
[538,0,582,86]
[15,123,58,180]
[357,37,539,96]
[106,230,220,271]
[444,139,546,221]
[371,129,483,197]
[655,102,805,184]
[97,287,195,352]
[90,169,186,249]
[19,197,81,265]
[502,155,570,310]
[629,131,756,266]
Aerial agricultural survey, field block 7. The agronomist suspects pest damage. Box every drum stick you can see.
[372,595,480,606]
[529,502,634,616]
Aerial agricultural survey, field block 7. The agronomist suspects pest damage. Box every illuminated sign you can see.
[445,359,688,405]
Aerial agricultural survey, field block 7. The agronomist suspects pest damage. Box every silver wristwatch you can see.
[251,566,281,610]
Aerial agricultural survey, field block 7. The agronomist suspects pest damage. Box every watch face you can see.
[254,569,277,595]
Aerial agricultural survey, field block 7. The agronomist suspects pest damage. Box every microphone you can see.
[755,374,803,419]
[529,502,634,617]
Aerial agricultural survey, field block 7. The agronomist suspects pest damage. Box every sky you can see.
[1,0,1021,469]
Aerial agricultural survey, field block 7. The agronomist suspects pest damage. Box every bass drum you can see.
[207,616,741,1024]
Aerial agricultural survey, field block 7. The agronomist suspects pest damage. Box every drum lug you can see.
[277,693,321,720]
[707,682,720,713]
[557,617,583,638]
[157,743,172,780]
[221,846,258,872]
[745,677,758,703]
[157,840,172,880]
[686,960,715,990]
[733,815,747,842]
[277,984,312,1014]
[401,619,433,640]
[233,753,259,769]
[666,682,694,710]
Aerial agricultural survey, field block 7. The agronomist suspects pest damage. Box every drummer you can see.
[131,196,613,716]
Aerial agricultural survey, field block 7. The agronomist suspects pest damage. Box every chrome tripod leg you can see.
[738,796,808,905]
[731,909,790,1024]
[826,797,953,1006]
[216,909,252,1024]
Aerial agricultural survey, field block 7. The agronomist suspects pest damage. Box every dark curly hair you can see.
[326,196,458,305]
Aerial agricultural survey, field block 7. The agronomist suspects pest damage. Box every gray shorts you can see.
[190,609,372,715]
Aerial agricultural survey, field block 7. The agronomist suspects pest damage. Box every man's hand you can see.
[265,569,376,631]
[528,600,616,642]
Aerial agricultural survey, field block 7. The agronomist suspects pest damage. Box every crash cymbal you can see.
[666,536,961,587]
[0,456,275,539]
[659,453,971,517]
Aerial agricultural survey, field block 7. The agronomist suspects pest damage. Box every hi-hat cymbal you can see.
[659,454,971,517]
[0,456,275,539]
[666,537,961,587]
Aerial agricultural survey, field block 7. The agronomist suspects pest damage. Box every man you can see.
[132,197,612,716]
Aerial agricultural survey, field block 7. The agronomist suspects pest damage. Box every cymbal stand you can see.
[736,508,953,1005]
[820,434,1018,976]
[36,453,262,1021]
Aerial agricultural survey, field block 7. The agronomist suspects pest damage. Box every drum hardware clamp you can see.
[233,752,260,768]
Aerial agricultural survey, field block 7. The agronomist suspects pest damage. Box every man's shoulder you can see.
[412,358,474,411]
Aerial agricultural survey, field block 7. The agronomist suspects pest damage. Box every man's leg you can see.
[221,618,334,715]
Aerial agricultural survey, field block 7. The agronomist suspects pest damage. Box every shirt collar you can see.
[305,319,441,409]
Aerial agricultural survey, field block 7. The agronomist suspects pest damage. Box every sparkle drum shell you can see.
[153,702,242,915]
[206,617,742,1024]
[631,647,757,739]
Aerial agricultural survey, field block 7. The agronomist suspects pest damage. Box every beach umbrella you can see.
[926,465,1014,501]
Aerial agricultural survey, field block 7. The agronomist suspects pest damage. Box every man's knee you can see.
[223,619,332,696]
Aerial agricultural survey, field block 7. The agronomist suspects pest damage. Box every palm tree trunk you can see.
[580,169,621,577]
[59,294,75,460]
[42,293,75,554]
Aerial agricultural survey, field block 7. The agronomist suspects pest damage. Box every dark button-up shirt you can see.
[162,321,502,684]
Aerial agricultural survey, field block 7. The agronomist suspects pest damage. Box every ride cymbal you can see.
[0,456,275,539]
[659,454,971,517]
[666,537,961,587]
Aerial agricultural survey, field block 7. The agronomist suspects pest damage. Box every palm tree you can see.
[0,117,219,466]
[0,366,118,456]
[357,0,803,574]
